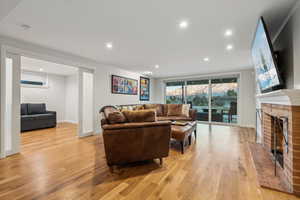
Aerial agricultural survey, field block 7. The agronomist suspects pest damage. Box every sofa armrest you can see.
[102,121,171,130]
[189,109,197,121]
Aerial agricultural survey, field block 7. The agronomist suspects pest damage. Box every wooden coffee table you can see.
[171,121,197,154]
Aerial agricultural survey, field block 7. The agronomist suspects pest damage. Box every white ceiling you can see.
[0,0,297,78]
[21,56,78,76]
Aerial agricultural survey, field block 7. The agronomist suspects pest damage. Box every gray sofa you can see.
[21,103,57,132]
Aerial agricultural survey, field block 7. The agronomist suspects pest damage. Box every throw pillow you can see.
[122,109,156,123]
[107,111,127,124]
[144,104,163,116]
[135,105,145,110]
[167,104,183,116]
[182,104,191,117]
[103,106,119,119]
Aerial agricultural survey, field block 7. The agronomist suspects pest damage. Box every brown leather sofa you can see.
[100,104,197,166]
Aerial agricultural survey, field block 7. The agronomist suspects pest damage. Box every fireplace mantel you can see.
[257,89,300,106]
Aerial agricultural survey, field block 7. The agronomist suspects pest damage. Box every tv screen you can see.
[252,17,282,92]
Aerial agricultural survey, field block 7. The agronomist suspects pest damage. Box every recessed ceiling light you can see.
[39,68,44,72]
[224,29,233,37]
[203,57,210,62]
[226,44,234,51]
[155,65,159,69]
[179,20,189,29]
[105,42,113,49]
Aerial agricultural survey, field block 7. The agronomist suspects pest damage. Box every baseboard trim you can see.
[197,121,255,129]
[79,131,93,138]
[58,120,78,124]
[239,125,256,129]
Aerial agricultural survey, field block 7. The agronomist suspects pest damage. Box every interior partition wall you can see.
[0,52,21,158]
[165,76,239,125]
[78,69,94,137]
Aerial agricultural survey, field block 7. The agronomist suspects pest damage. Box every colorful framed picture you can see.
[140,76,150,101]
[111,75,138,95]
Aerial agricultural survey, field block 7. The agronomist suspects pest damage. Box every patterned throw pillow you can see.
[107,111,127,124]
[181,104,191,117]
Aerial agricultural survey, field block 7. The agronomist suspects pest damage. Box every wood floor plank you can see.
[0,122,299,199]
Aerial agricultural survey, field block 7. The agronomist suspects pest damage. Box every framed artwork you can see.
[140,76,150,101]
[111,75,138,95]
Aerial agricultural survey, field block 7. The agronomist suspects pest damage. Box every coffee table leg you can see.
[181,141,184,154]
[188,135,191,145]
[194,129,197,140]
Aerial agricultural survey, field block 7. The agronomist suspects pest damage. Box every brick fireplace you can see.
[261,102,300,195]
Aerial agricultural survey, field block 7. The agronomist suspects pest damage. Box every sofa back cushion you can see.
[144,104,163,116]
[167,104,190,117]
[107,111,127,124]
[162,104,168,116]
[27,103,46,115]
[167,104,183,116]
[21,104,28,115]
[122,109,156,123]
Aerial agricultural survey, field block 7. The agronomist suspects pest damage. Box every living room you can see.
[0,0,300,199]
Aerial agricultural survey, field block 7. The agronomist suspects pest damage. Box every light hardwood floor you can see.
[0,122,299,200]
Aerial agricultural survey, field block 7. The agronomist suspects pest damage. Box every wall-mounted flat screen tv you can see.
[251,17,282,92]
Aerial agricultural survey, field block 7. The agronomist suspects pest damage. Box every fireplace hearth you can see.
[259,103,300,195]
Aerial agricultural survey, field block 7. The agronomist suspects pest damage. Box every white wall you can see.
[4,58,12,152]
[152,78,165,103]
[94,66,154,133]
[82,72,93,134]
[65,74,78,123]
[238,69,256,127]
[21,72,80,124]
[21,72,66,122]
[151,69,256,128]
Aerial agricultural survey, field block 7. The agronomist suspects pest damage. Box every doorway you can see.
[1,49,95,158]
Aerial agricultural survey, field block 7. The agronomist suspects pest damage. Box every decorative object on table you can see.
[111,75,138,95]
[140,76,150,101]
[171,121,189,126]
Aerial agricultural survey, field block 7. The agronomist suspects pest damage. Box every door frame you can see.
[0,48,21,158]
[78,68,95,138]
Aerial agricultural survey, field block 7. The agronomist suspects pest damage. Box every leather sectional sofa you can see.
[21,103,57,132]
[100,104,197,166]
[115,104,197,122]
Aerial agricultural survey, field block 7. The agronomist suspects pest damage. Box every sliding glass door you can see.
[165,76,238,124]
[186,80,209,122]
[211,78,238,123]
[165,81,184,104]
